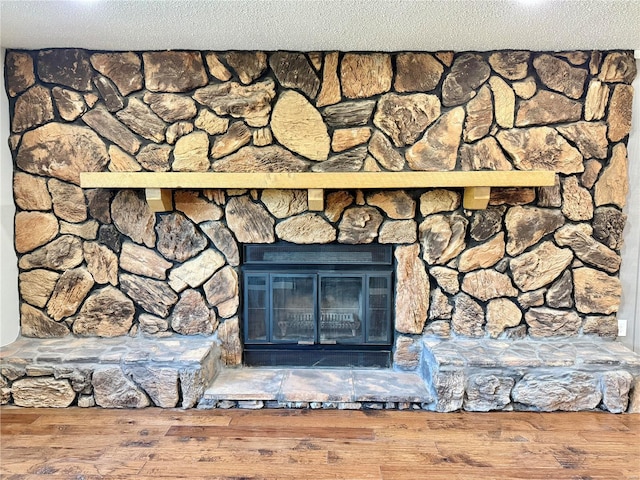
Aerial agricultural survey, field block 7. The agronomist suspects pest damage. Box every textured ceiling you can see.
[1,0,639,52]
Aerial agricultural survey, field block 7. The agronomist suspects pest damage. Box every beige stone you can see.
[6,51,35,97]
[458,232,505,272]
[218,317,242,366]
[505,206,565,256]
[533,54,587,99]
[406,107,464,171]
[394,336,421,370]
[12,377,75,408]
[20,303,69,338]
[18,235,84,271]
[143,51,207,93]
[561,176,593,221]
[435,52,454,67]
[166,121,194,145]
[225,196,275,243]
[429,287,453,320]
[111,190,156,248]
[205,53,232,81]
[93,367,150,408]
[489,188,536,206]
[367,131,405,171]
[46,267,94,321]
[581,159,602,190]
[135,144,172,172]
[510,241,573,291]
[395,53,443,92]
[419,213,467,265]
[172,131,210,171]
[462,269,517,302]
[194,108,229,135]
[91,52,143,96]
[394,244,430,334]
[325,191,354,222]
[496,127,583,174]
[366,191,415,220]
[253,127,272,147]
[515,90,583,127]
[583,315,618,339]
[203,266,239,319]
[261,190,308,218]
[276,214,336,244]
[489,76,515,129]
[585,80,610,122]
[316,52,341,107]
[378,220,417,244]
[120,241,172,280]
[83,242,118,286]
[322,100,376,128]
[115,97,166,143]
[374,93,441,148]
[194,79,276,127]
[12,85,54,133]
[82,106,141,155]
[13,172,51,211]
[119,274,178,318]
[442,54,491,106]
[269,52,319,99]
[460,137,512,171]
[556,122,608,160]
[155,213,207,263]
[598,51,637,83]
[525,308,581,337]
[174,191,222,223]
[486,298,522,338]
[340,53,392,99]
[595,143,628,208]
[168,248,226,292]
[488,51,530,80]
[607,84,633,142]
[225,51,267,85]
[331,127,371,152]
[463,85,492,142]
[271,90,330,161]
[518,289,546,309]
[108,145,142,172]
[200,221,240,267]
[19,269,60,309]
[420,190,460,216]
[48,178,87,223]
[338,207,383,244]
[452,293,484,337]
[429,266,460,295]
[212,145,309,173]
[14,211,58,254]
[211,122,252,159]
[513,76,537,99]
[16,122,109,185]
[143,92,196,123]
[554,224,621,274]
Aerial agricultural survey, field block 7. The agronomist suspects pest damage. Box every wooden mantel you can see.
[80,171,557,212]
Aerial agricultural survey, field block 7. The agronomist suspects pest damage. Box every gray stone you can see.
[139,314,169,335]
[525,307,581,338]
[394,244,430,334]
[143,51,208,92]
[505,206,565,256]
[213,145,309,173]
[593,207,627,250]
[93,367,150,408]
[82,106,141,155]
[373,93,440,147]
[442,53,491,106]
[169,248,226,292]
[583,315,618,339]
[429,288,453,320]
[533,54,587,99]
[338,207,383,244]
[451,293,484,337]
[464,375,514,411]
[11,85,54,133]
[47,267,95,321]
[156,213,207,262]
[193,79,276,127]
[601,371,633,413]
[37,48,93,91]
[112,190,156,248]
[18,235,84,271]
[510,241,573,292]
[276,214,337,244]
[12,377,76,408]
[5,51,35,97]
[225,196,275,243]
[91,52,143,96]
[433,370,465,412]
[20,303,69,338]
[574,267,621,315]
[469,207,505,242]
[393,336,421,370]
[86,189,112,224]
[98,224,121,253]
[424,320,452,338]
[321,100,376,128]
[555,224,621,273]
[512,372,601,411]
[269,52,320,99]
[17,122,109,184]
[406,107,464,171]
[461,269,518,302]
[171,289,216,335]
[200,222,240,266]
[419,213,467,265]
[203,266,239,319]
[546,270,574,308]
[125,366,179,408]
[72,286,135,337]
[119,273,178,318]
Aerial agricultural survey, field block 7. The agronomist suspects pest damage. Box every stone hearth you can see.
[2,48,640,412]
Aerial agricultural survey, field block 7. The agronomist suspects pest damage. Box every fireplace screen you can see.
[243,244,393,367]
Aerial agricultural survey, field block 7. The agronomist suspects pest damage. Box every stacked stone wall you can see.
[4,49,637,378]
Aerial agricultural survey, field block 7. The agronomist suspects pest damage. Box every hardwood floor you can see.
[1,406,639,479]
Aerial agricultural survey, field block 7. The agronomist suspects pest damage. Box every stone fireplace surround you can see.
[2,48,640,412]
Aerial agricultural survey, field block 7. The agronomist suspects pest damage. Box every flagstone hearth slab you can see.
[280,369,355,403]
[352,370,432,403]
[204,368,285,401]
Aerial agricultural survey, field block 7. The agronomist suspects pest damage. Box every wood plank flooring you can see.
[1,406,639,480]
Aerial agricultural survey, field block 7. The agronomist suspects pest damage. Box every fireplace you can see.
[242,244,393,367]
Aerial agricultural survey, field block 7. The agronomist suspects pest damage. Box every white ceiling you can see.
[1,0,639,52]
